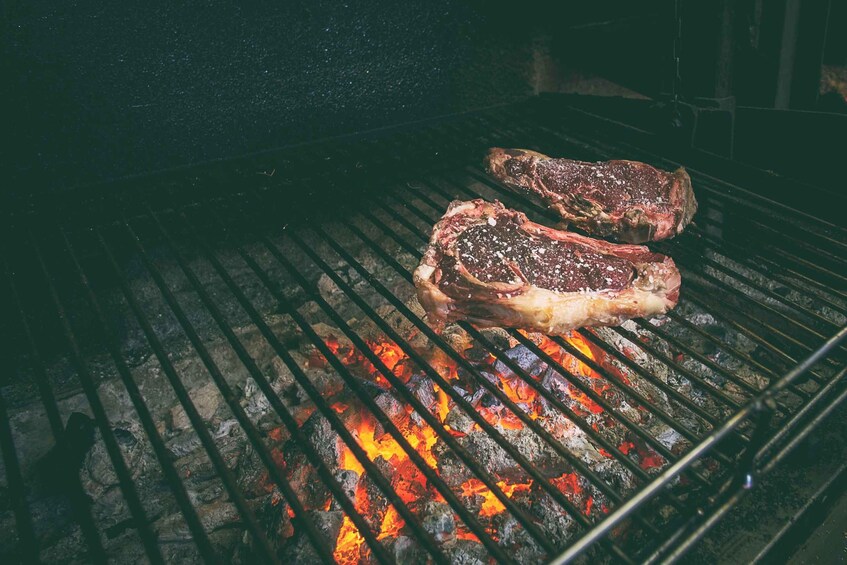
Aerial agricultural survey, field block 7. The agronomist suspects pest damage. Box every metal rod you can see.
[154,205,450,564]
[658,240,839,343]
[342,206,674,522]
[663,235,842,332]
[686,286,823,382]
[367,190,713,484]
[4,258,108,564]
[392,180,736,451]
[0,387,39,563]
[284,226,584,557]
[128,210,361,561]
[93,226,282,565]
[120,214,344,563]
[249,234,567,556]
[685,223,847,317]
[28,230,166,565]
[357,199,678,490]
[58,227,221,564]
[551,324,847,563]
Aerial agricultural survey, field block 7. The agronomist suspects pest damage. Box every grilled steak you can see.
[484,148,697,243]
[414,199,680,334]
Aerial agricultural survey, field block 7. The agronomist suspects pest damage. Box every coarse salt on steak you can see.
[485,148,697,243]
[414,199,680,334]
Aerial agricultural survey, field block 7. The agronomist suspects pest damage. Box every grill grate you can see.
[2,99,845,563]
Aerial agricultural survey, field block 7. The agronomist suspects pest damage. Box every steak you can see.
[414,199,680,335]
[484,148,697,243]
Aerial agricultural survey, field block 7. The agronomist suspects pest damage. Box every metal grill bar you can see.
[341,207,675,522]
[355,204,684,502]
[29,231,167,565]
[398,179,739,450]
[91,226,286,564]
[184,201,518,563]
[554,325,847,563]
[4,259,108,564]
[57,227,220,564]
[457,166,833,385]
[144,210,447,565]
[0,388,38,563]
[368,190,718,486]
[685,223,847,317]
[3,98,845,564]
[285,225,599,558]
[123,210,383,563]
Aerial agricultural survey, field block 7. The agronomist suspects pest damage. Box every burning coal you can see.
[271,328,660,563]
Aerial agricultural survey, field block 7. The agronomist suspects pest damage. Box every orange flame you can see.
[377,506,405,540]
[326,329,629,557]
[461,478,533,518]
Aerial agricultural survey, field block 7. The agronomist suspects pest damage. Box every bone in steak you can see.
[414,199,680,334]
[485,148,697,243]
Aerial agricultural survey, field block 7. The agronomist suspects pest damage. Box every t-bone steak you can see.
[484,148,697,243]
[414,199,680,334]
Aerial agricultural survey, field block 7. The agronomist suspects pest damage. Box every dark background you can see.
[0,1,665,192]
[2,1,844,194]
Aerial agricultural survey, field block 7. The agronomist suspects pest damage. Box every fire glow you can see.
[320,331,616,563]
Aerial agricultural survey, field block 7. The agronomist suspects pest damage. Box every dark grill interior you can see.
[2,98,846,563]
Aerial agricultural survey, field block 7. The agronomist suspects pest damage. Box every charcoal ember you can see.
[494,514,544,562]
[457,432,512,476]
[166,431,203,459]
[244,360,296,419]
[300,510,344,554]
[408,376,438,426]
[420,501,455,542]
[375,304,428,349]
[444,405,475,434]
[292,368,344,404]
[297,412,343,469]
[388,535,427,564]
[432,442,473,489]
[443,538,487,564]
[169,382,222,431]
[358,457,392,521]
[287,458,331,510]
[331,469,360,508]
[493,345,549,379]
[82,427,145,499]
[531,490,579,546]
[479,392,500,409]
[656,428,685,453]
[375,391,407,422]
[477,326,513,350]
[499,427,562,472]
[463,344,491,363]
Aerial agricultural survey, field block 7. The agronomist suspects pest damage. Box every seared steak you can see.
[484,148,697,243]
[414,200,680,334]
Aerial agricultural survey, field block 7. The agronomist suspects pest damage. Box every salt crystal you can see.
[487,217,496,226]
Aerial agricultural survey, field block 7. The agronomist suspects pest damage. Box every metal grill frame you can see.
[2,97,846,564]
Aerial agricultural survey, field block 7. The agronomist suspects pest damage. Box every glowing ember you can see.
[334,515,364,564]
[322,329,629,557]
[461,478,533,517]
[377,506,405,540]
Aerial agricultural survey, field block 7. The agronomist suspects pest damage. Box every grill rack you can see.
[2,98,846,564]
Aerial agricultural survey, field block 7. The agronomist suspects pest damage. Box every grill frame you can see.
[2,97,845,563]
